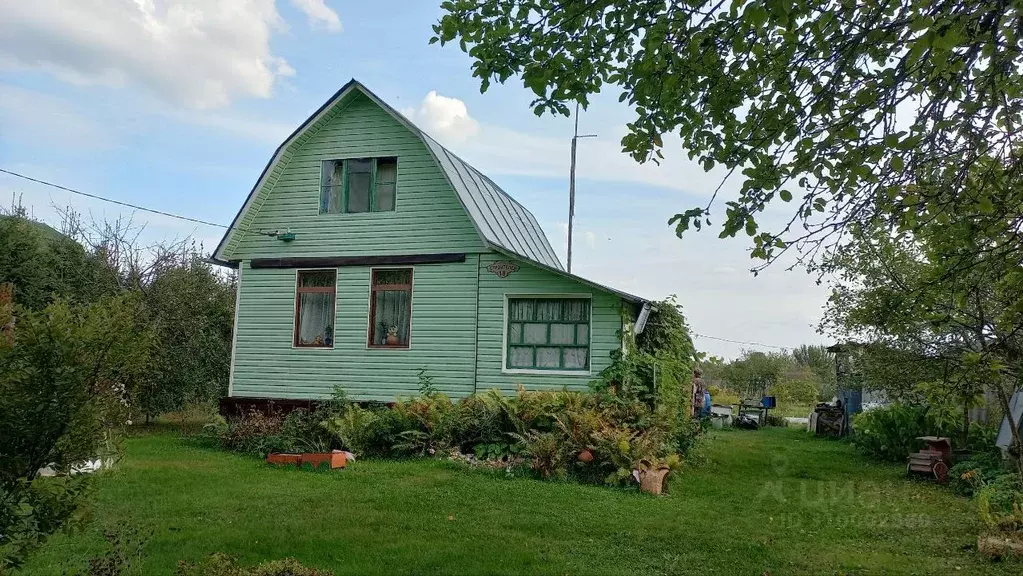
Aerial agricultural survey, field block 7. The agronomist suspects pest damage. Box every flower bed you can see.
[205,386,705,493]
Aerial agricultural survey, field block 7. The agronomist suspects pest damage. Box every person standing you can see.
[692,368,708,418]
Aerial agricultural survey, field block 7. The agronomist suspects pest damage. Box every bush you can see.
[177,554,332,576]
[706,385,738,406]
[765,414,789,428]
[211,410,286,457]
[851,403,953,462]
[211,386,706,491]
[978,473,1023,534]
[1,297,153,571]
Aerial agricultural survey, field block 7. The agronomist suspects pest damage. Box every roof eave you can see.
[489,245,649,311]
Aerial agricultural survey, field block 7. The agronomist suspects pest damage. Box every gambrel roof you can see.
[213,79,648,308]
[214,79,561,270]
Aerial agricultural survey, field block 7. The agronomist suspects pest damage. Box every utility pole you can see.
[567,102,596,273]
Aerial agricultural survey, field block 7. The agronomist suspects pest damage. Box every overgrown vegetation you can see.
[0,208,235,572]
[0,298,153,571]
[208,385,705,490]
[0,209,235,421]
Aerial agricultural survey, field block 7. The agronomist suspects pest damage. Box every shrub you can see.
[213,410,286,457]
[706,385,738,406]
[978,473,1023,533]
[1,297,153,571]
[519,431,568,480]
[851,404,949,462]
[210,386,706,491]
[279,409,332,453]
[764,414,789,428]
[177,553,333,576]
[950,453,1007,497]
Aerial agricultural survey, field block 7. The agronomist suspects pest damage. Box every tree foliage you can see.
[0,214,236,421]
[818,154,1023,474]
[0,215,118,309]
[0,297,154,571]
[434,0,1023,272]
[723,351,784,399]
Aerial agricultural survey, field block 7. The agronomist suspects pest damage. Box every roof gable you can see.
[214,79,561,270]
[212,79,646,307]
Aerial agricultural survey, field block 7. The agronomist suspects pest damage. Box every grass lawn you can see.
[20,427,1014,575]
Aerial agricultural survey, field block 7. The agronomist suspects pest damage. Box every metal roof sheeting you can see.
[420,133,563,271]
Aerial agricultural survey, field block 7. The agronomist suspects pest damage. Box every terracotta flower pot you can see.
[577,449,594,463]
[386,334,400,345]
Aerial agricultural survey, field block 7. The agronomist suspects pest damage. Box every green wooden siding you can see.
[223,92,485,260]
[223,87,628,400]
[475,253,623,393]
[232,257,479,400]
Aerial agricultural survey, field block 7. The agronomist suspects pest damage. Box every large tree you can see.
[434,1,1023,272]
[818,157,1023,472]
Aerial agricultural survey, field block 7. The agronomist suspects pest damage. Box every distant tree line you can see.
[698,345,837,406]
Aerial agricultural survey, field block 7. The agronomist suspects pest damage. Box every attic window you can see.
[320,157,397,214]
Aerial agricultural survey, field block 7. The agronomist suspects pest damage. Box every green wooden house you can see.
[213,80,650,402]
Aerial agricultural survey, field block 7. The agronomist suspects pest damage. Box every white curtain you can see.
[320,160,343,214]
[373,290,411,345]
[299,293,334,345]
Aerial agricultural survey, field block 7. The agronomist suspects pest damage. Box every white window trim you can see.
[291,267,339,350]
[501,293,593,376]
[365,266,415,351]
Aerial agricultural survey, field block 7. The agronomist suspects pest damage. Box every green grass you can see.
[20,427,1014,575]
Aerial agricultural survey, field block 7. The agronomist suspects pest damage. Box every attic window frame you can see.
[320,157,397,214]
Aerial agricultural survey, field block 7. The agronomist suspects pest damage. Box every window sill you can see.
[502,368,591,376]
[319,210,396,216]
[367,344,411,350]
[293,345,335,350]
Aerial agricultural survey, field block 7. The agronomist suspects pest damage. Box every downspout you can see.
[634,302,652,335]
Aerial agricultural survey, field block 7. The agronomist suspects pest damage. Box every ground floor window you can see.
[369,268,412,348]
[294,270,336,347]
[506,297,590,370]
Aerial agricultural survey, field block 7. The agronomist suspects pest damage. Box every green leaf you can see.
[779,190,792,202]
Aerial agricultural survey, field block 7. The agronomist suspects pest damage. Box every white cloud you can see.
[289,0,341,32]
[402,91,480,144]
[405,90,735,195]
[0,0,340,109]
[584,231,597,249]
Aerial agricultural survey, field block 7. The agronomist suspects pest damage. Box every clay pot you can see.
[386,334,400,346]
[636,459,671,495]
[577,449,594,463]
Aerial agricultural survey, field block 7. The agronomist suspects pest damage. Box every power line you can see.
[2,169,808,352]
[1,168,230,229]
[692,332,787,350]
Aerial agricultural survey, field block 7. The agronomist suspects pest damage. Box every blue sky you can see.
[0,0,831,358]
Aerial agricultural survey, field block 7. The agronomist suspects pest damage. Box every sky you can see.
[0,0,832,359]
